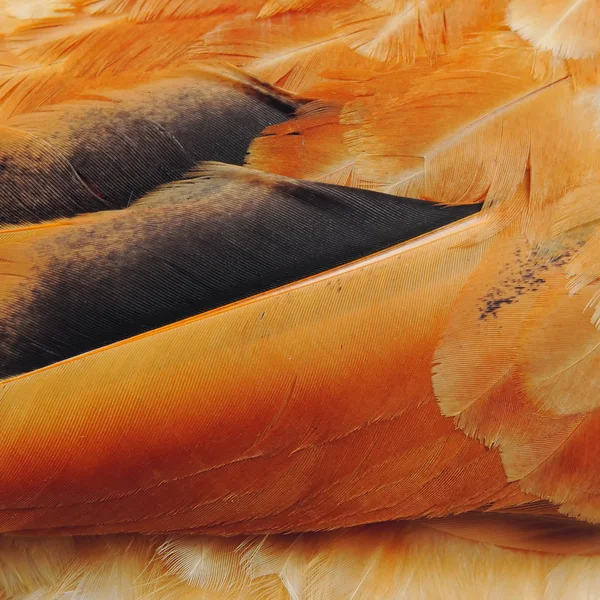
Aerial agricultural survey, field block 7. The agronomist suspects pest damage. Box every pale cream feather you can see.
[2,525,600,599]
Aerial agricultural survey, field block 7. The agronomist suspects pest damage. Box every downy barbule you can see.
[0,0,599,598]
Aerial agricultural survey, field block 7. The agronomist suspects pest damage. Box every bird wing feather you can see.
[2,0,600,597]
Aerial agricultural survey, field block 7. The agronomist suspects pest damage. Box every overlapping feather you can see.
[5,523,600,599]
[1,0,600,597]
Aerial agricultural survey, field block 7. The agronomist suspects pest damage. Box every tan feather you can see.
[158,537,247,591]
[508,0,600,60]
[4,523,600,599]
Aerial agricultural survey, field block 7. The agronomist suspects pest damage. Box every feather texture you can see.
[1,0,600,597]
[0,65,301,223]
[0,163,479,377]
[4,522,600,599]
[508,0,600,60]
[0,211,512,536]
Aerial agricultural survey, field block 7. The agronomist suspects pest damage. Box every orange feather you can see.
[1,0,600,597]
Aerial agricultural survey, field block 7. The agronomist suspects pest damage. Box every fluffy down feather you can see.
[4,521,600,599]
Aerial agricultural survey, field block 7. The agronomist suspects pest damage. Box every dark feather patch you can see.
[0,166,481,378]
[0,127,112,224]
[0,69,301,225]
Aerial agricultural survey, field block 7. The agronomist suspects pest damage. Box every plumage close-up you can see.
[0,0,600,598]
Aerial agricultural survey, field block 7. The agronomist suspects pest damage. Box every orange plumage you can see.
[0,0,600,598]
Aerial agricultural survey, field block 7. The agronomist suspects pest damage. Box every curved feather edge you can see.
[0,212,530,535]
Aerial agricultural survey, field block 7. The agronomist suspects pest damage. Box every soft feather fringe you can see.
[2,524,600,599]
[507,0,600,60]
